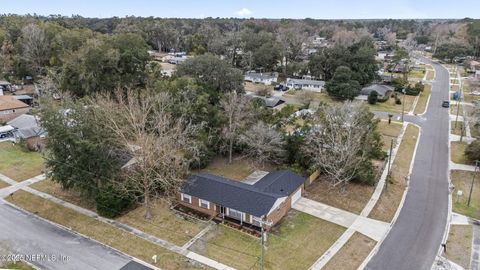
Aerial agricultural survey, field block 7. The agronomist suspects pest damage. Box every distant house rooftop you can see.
[286,78,325,87]
[7,114,46,139]
[360,84,394,97]
[0,96,29,111]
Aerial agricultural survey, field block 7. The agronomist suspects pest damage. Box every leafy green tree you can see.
[176,53,244,94]
[433,42,473,62]
[465,140,480,162]
[325,66,361,100]
[368,90,378,104]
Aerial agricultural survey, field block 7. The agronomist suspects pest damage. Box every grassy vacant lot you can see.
[445,225,473,269]
[305,177,375,214]
[0,142,44,181]
[117,199,207,246]
[199,155,274,181]
[189,210,345,270]
[451,121,465,136]
[6,190,203,270]
[414,84,432,115]
[31,179,207,246]
[30,179,96,211]
[369,124,419,222]
[377,120,403,152]
[368,95,416,114]
[283,90,337,105]
[452,170,480,219]
[323,233,376,270]
[408,69,425,79]
[451,141,469,165]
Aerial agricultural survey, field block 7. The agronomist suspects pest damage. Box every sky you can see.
[1,0,479,19]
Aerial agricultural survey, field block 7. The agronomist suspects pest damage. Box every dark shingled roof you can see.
[181,170,305,217]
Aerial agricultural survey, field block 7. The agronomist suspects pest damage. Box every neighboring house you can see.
[356,84,394,101]
[286,78,325,92]
[14,95,34,106]
[178,170,305,231]
[244,71,279,85]
[7,114,47,150]
[0,96,30,122]
[0,125,14,139]
[0,80,12,92]
[168,57,187,65]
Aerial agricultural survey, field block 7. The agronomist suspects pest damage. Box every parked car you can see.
[442,100,450,108]
[274,84,289,91]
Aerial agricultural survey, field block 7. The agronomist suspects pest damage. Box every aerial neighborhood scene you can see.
[1,0,480,269]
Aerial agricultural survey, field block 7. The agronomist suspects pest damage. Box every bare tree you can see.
[220,91,253,164]
[94,89,200,219]
[240,121,286,167]
[304,102,376,187]
[21,23,48,75]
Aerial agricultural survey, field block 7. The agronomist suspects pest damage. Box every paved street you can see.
[0,201,140,270]
[366,58,450,270]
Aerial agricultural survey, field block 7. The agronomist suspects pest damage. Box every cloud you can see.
[235,8,252,17]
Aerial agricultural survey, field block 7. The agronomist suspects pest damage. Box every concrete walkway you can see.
[0,174,45,198]
[293,198,389,242]
[450,162,477,172]
[450,134,475,143]
[0,173,235,270]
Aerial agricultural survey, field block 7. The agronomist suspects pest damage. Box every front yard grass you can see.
[305,177,375,214]
[452,170,480,220]
[426,69,435,80]
[6,190,204,270]
[189,210,345,270]
[30,179,207,246]
[368,124,419,222]
[0,181,10,189]
[377,120,403,152]
[451,141,469,165]
[117,199,208,246]
[414,84,431,115]
[445,225,473,269]
[323,232,376,270]
[0,142,45,181]
[450,104,463,116]
[451,121,465,136]
[368,94,416,114]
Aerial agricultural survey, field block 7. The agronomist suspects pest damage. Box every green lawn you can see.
[189,210,345,270]
[414,84,431,115]
[0,142,45,181]
[452,170,480,220]
[445,225,473,270]
[451,141,469,165]
[377,120,403,152]
[369,95,417,114]
[6,190,204,270]
[1,261,36,270]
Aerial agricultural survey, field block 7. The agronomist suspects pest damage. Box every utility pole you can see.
[455,65,461,129]
[401,88,406,122]
[386,138,394,191]
[260,216,271,270]
[468,161,479,207]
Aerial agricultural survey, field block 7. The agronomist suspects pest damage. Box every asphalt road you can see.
[0,201,145,270]
[366,58,450,270]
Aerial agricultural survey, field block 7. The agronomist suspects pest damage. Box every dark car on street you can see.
[442,100,450,108]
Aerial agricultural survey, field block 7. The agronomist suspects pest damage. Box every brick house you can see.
[0,96,30,122]
[178,170,305,231]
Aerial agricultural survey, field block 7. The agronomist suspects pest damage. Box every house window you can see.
[251,216,262,227]
[227,208,243,221]
[181,193,191,204]
[199,199,210,209]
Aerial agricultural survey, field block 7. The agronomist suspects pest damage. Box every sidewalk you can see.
[450,162,477,172]
[0,173,235,270]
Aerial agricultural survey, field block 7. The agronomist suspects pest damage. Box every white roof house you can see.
[244,71,279,85]
[286,78,325,92]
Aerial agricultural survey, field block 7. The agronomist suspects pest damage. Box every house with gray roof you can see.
[356,84,394,101]
[286,78,325,92]
[7,114,47,150]
[178,170,305,230]
[244,71,279,85]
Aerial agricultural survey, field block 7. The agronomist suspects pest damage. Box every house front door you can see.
[219,206,225,214]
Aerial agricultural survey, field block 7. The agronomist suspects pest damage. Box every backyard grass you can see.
[452,170,480,220]
[117,199,208,246]
[199,155,274,181]
[445,225,473,270]
[283,90,337,105]
[30,179,96,211]
[189,210,345,270]
[323,233,376,270]
[6,190,204,270]
[305,176,375,214]
[451,121,465,136]
[451,141,469,165]
[369,124,419,222]
[0,142,45,181]
[413,84,432,115]
[368,94,416,114]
